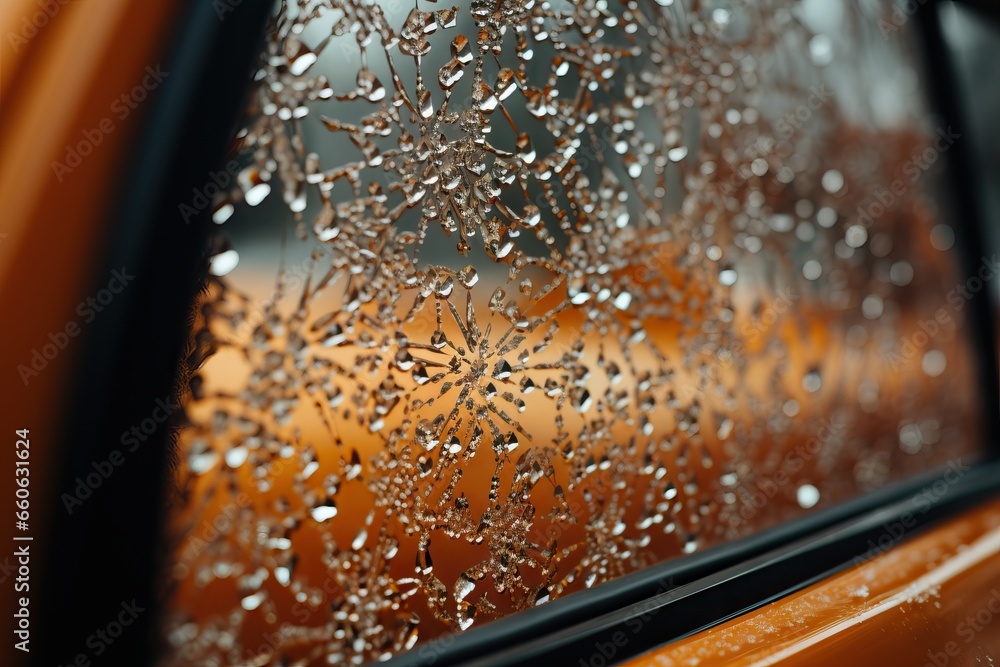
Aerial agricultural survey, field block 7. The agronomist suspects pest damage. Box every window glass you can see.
[161,1,984,664]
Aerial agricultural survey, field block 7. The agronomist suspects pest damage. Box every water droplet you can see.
[455,575,475,601]
[803,259,822,281]
[922,350,946,377]
[439,60,465,89]
[212,202,234,225]
[797,484,820,509]
[930,224,955,251]
[822,170,844,194]
[667,146,688,162]
[287,43,317,76]
[225,446,248,468]
[809,34,834,66]
[188,442,219,474]
[861,295,883,320]
[241,592,265,611]
[845,224,867,248]
[210,249,239,277]
[311,501,338,522]
[352,528,367,550]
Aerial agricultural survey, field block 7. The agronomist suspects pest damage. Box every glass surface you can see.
[160,1,984,664]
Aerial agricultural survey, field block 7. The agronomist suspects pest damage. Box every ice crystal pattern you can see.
[163,1,982,665]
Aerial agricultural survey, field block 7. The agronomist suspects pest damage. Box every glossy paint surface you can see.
[625,494,1000,666]
[0,2,180,666]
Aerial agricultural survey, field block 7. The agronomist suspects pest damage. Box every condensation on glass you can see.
[160,1,983,664]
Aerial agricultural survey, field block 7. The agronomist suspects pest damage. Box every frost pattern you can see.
[162,1,981,665]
